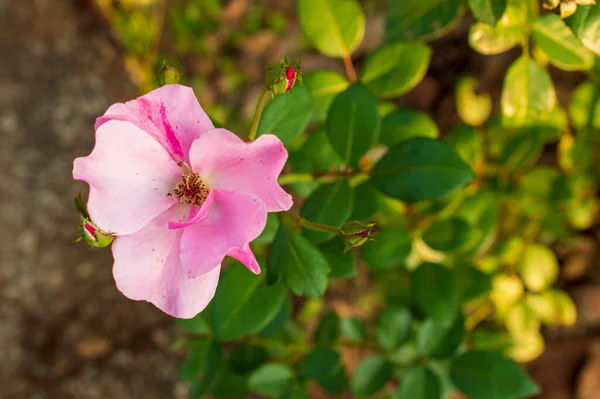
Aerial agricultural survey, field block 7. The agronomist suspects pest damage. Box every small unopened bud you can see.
[265,56,303,97]
[576,0,596,6]
[340,220,378,252]
[74,193,114,248]
[157,63,181,86]
[77,218,115,248]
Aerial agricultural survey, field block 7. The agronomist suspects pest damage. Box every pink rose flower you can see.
[73,84,292,318]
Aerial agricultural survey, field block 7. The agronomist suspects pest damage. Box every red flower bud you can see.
[265,56,303,96]
[285,67,297,93]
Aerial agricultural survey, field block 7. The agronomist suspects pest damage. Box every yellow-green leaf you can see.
[501,56,557,125]
[360,41,432,98]
[519,244,559,292]
[456,77,492,126]
[298,0,365,57]
[533,14,594,71]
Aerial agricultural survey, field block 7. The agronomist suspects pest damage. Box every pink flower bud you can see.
[285,67,297,93]
[265,56,302,96]
[77,217,115,248]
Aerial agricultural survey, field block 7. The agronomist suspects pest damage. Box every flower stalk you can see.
[297,217,342,235]
[248,89,270,141]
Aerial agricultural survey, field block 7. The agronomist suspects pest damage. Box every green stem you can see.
[278,171,369,186]
[278,173,317,185]
[248,89,270,141]
[297,217,342,235]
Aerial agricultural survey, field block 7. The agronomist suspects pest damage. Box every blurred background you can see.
[2,0,600,398]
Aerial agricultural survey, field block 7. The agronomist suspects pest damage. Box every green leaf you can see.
[468,0,508,25]
[176,313,211,335]
[181,340,226,398]
[445,124,484,168]
[305,70,350,123]
[351,182,380,221]
[299,347,341,380]
[287,151,319,198]
[559,131,596,174]
[320,239,356,279]
[301,180,354,243]
[260,294,291,337]
[470,328,513,352]
[269,225,330,297]
[360,41,432,98]
[421,218,474,252]
[229,344,268,374]
[499,133,544,171]
[380,110,439,148]
[392,366,441,399]
[501,56,556,126]
[211,266,287,341]
[300,129,344,172]
[180,340,210,383]
[254,213,279,245]
[314,311,342,346]
[413,263,460,326]
[450,351,540,399]
[248,363,294,398]
[211,367,251,397]
[455,264,493,300]
[298,0,365,57]
[267,227,286,285]
[533,14,594,71]
[468,0,527,55]
[341,317,366,342]
[299,346,346,394]
[569,81,600,129]
[371,137,474,202]
[456,77,492,126]
[326,83,380,166]
[455,189,499,237]
[416,312,465,358]
[386,0,465,41]
[287,388,311,399]
[376,307,413,350]
[351,355,393,397]
[257,87,313,145]
[360,228,412,270]
[566,3,600,55]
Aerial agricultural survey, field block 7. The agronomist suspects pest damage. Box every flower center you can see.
[173,169,210,206]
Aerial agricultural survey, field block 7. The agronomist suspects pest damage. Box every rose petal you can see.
[168,190,215,230]
[188,129,293,212]
[180,189,266,278]
[96,84,214,162]
[112,205,220,319]
[227,244,261,275]
[73,120,181,235]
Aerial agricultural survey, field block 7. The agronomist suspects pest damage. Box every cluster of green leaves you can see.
[96,0,288,124]
[90,0,600,397]
[176,0,600,398]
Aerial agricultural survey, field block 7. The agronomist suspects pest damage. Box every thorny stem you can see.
[297,217,342,235]
[342,54,357,83]
[248,89,270,141]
